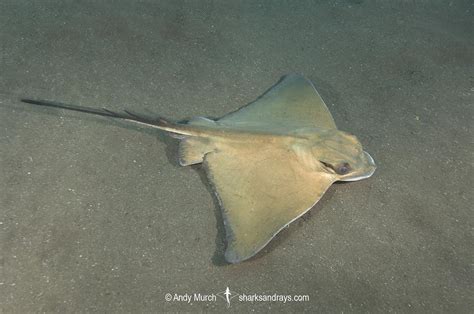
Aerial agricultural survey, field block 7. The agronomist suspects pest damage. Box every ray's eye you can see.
[336,162,351,175]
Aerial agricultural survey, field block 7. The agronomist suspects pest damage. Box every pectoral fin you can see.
[219,74,337,131]
[203,145,336,263]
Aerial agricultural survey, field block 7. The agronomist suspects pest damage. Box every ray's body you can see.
[21,74,376,263]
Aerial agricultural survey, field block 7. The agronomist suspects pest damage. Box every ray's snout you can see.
[339,151,376,182]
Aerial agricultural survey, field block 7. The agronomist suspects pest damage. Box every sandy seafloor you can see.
[1,1,472,312]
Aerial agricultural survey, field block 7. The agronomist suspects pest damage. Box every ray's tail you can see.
[20,99,195,137]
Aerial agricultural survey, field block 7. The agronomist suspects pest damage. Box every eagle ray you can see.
[20,74,376,263]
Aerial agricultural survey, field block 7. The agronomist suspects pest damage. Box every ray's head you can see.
[312,130,376,181]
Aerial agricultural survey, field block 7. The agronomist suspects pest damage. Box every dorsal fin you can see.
[186,116,217,127]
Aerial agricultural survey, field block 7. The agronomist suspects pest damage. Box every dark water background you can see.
[1,1,472,312]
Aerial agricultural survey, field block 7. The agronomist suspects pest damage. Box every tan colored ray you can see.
[20,74,376,264]
[204,142,336,263]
